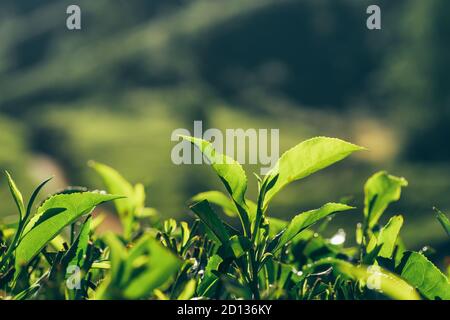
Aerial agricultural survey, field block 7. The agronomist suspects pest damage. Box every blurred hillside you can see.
[0,0,449,253]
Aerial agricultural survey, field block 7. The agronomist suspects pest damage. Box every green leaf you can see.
[263,137,364,210]
[62,216,91,270]
[315,258,420,300]
[177,279,197,300]
[133,183,146,215]
[364,171,408,228]
[15,192,121,268]
[0,176,52,271]
[191,191,238,217]
[190,200,230,244]
[276,262,295,289]
[228,235,252,259]
[13,283,40,300]
[89,161,146,240]
[5,171,25,220]
[98,233,181,299]
[274,203,354,252]
[267,217,288,238]
[363,234,382,265]
[123,235,181,299]
[191,191,258,223]
[182,136,251,236]
[89,161,135,216]
[398,251,450,300]
[368,215,404,259]
[180,221,190,247]
[434,207,450,237]
[197,254,223,297]
[24,177,53,226]
[102,233,127,287]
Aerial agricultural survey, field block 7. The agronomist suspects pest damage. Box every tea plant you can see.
[0,136,448,300]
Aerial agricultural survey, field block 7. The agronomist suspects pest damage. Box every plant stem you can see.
[249,249,260,299]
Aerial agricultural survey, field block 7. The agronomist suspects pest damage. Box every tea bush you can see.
[0,137,448,300]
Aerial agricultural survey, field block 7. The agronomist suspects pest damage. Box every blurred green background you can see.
[0,0,449,256]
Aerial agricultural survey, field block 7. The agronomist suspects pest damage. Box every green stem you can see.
[249,249,260,299]
[0,220,24,271]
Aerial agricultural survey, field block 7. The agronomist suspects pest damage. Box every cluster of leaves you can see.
[0,137,449,300]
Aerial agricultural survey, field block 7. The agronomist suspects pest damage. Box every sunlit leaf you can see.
[314,258,420,300]
[62,216,91,270]
[190,200,230,244]
[89,161,135,216]
[228,235,252,259]
[182,136,251,236]
[15,192,121,268]
[267,217,288,238]
[98,233,181,299]
[124,235,181,299]
[367,215,404,259]
[5,171,25,220]
[434,207,450,237]
[262,137,365,210]
[364,171,408,228]
[274,203,354,252]
[398,251,450,300]
[192,191,238,217]
[177,279,196,300]
[197,254,223,297]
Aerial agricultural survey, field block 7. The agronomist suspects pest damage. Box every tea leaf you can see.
[103,233,127,287]
[434,207,450,236]
[190,200,230,244]
[124,235,181,299]
[177,279,196,300]
[89,161,135,216]
[398,251,450,300]
[364,171,408,228]
[62,216,91,270]
[182,136,251,236]
[89,162,143,239]
[368,215,404,259]
[192,190,237,217]
[197,254,223,297]
[263,137,364,210]
[5,171,25,220]
[274,203,354,252]
[228,235,252,259]
[15,192,121,268]
[98,233,181,299]
[317,258,420,300]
